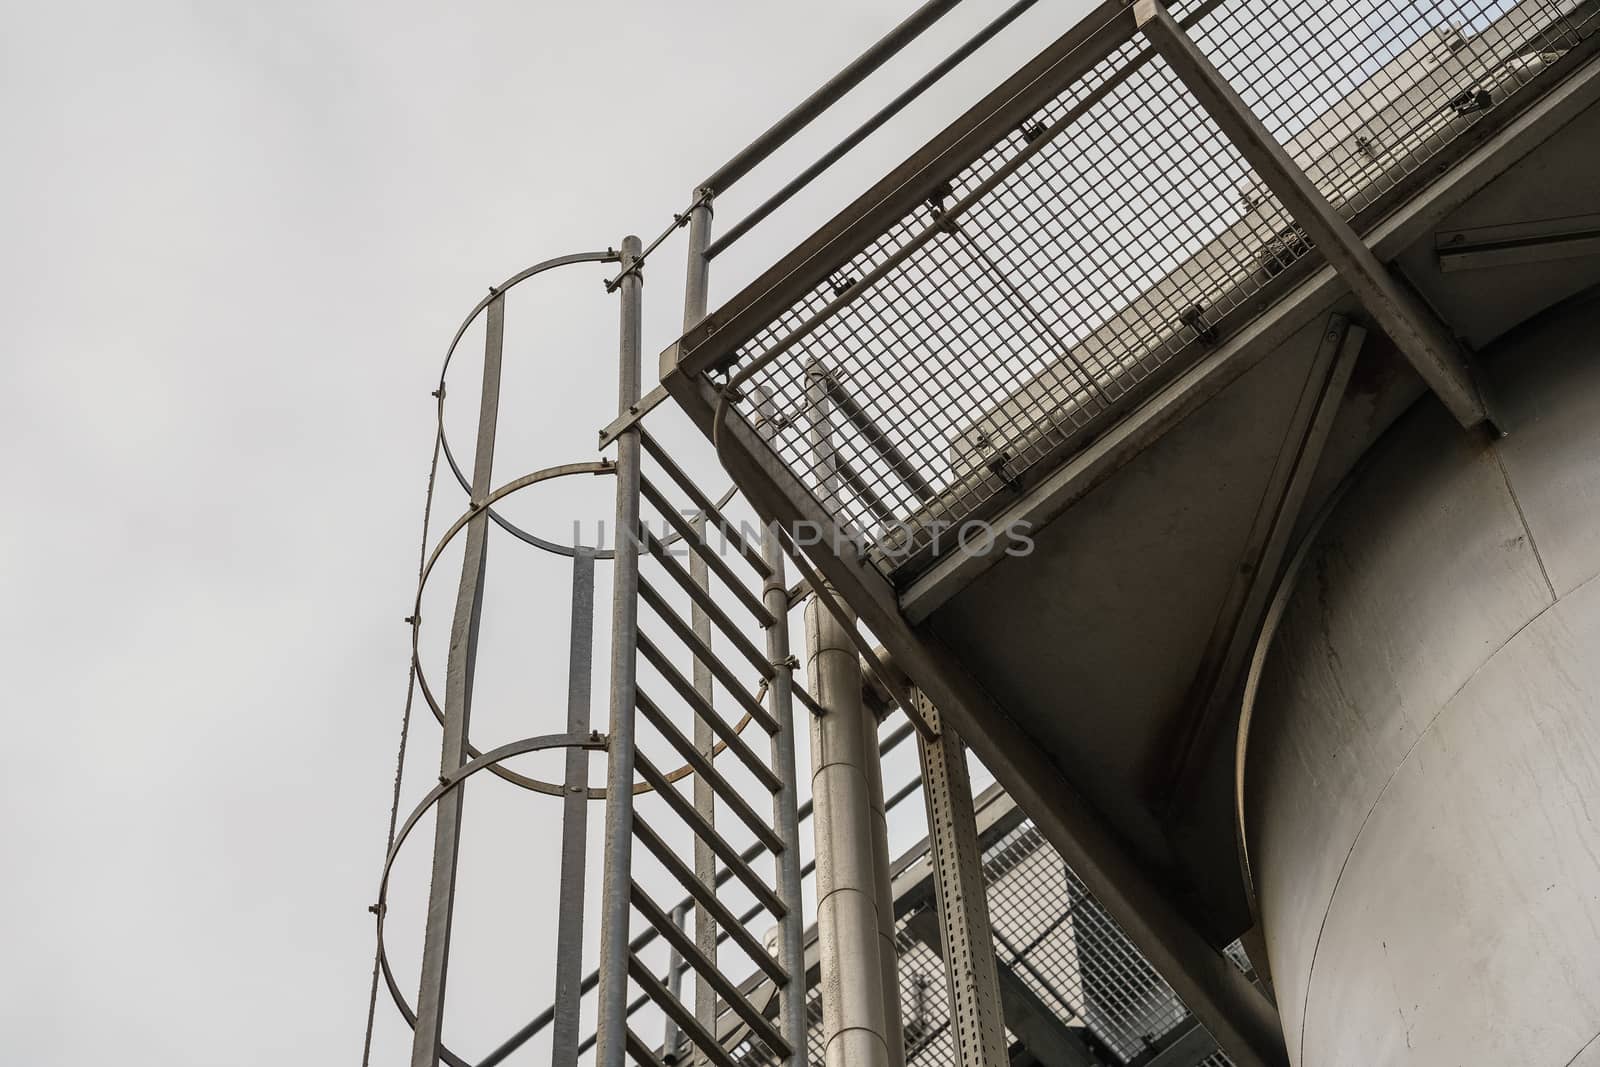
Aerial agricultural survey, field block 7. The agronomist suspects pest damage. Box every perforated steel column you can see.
[915,691,1007,1067]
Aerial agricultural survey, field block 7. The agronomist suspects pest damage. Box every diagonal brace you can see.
[1134,0,1492,431]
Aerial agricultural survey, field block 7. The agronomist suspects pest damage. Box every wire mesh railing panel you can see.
[1192,0,1600,222]
[695,0,1598,581]
[722,5,1313,574]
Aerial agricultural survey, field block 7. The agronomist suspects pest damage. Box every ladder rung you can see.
[637,689,784,856]
[637,633,781,794]
[640,476,772,624]
[640,429,773,580]
[632,882,791,1059]
[631,814,787,988]
[634,751,787,920]
[624,1026,668,1067]
[637,580,779,735]
[641,528,776,670]
[627,955,742,1067]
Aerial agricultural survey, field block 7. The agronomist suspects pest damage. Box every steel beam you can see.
[913,692,1007,1067]
[409,291,503,1067]
[1133,0,1489,431]
[595,236,645,1067]
[993,964,1097,1067]
[659,361,1288,1067]
[552,548,597,1064]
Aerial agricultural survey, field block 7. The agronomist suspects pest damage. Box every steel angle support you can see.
[659,359,1289,1067]
[913,691,1008,1067]
[1133,0,1490,432]
[1165,316,1366,810]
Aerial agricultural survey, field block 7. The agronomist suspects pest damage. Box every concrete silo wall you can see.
[1241,289,1600,1066]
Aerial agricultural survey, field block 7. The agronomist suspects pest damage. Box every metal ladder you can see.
[597,235,810,1067]
[370,237,812,1067]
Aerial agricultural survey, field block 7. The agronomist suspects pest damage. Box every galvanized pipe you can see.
[679,195,721,1063]
[806,589,892,1067]
[594,235,645,1067]
[662,901,691,1059]
[409,291,504,1067]
[864,702,906,1067]
[761,525,811,1064]
[702,0,967,195]
[704,0,1042,260]
[688,510,719,1063]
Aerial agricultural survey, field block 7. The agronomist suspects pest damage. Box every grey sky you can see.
[0,1,1087,1063]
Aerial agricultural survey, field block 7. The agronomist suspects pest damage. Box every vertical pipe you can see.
[804,377,891,1067]
[552,548,596,1065]
[680,186,720,1066]
[663,901,691,1059]
[681,187,713,331]
[595,235,644,1067]
[806,592,890,1067]
[761,523,811,1064]
[864,706,906,1067]
[805,360,842,519]
[410,292,505,1067]
[689,512,718,1063]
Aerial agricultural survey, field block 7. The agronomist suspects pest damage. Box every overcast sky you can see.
[0,1,1091,1063]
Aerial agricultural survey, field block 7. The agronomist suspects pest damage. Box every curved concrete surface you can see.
[1242,290,1600,1066]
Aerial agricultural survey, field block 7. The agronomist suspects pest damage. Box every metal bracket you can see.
[598,383,672,449]
[1437,212,1600,273]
